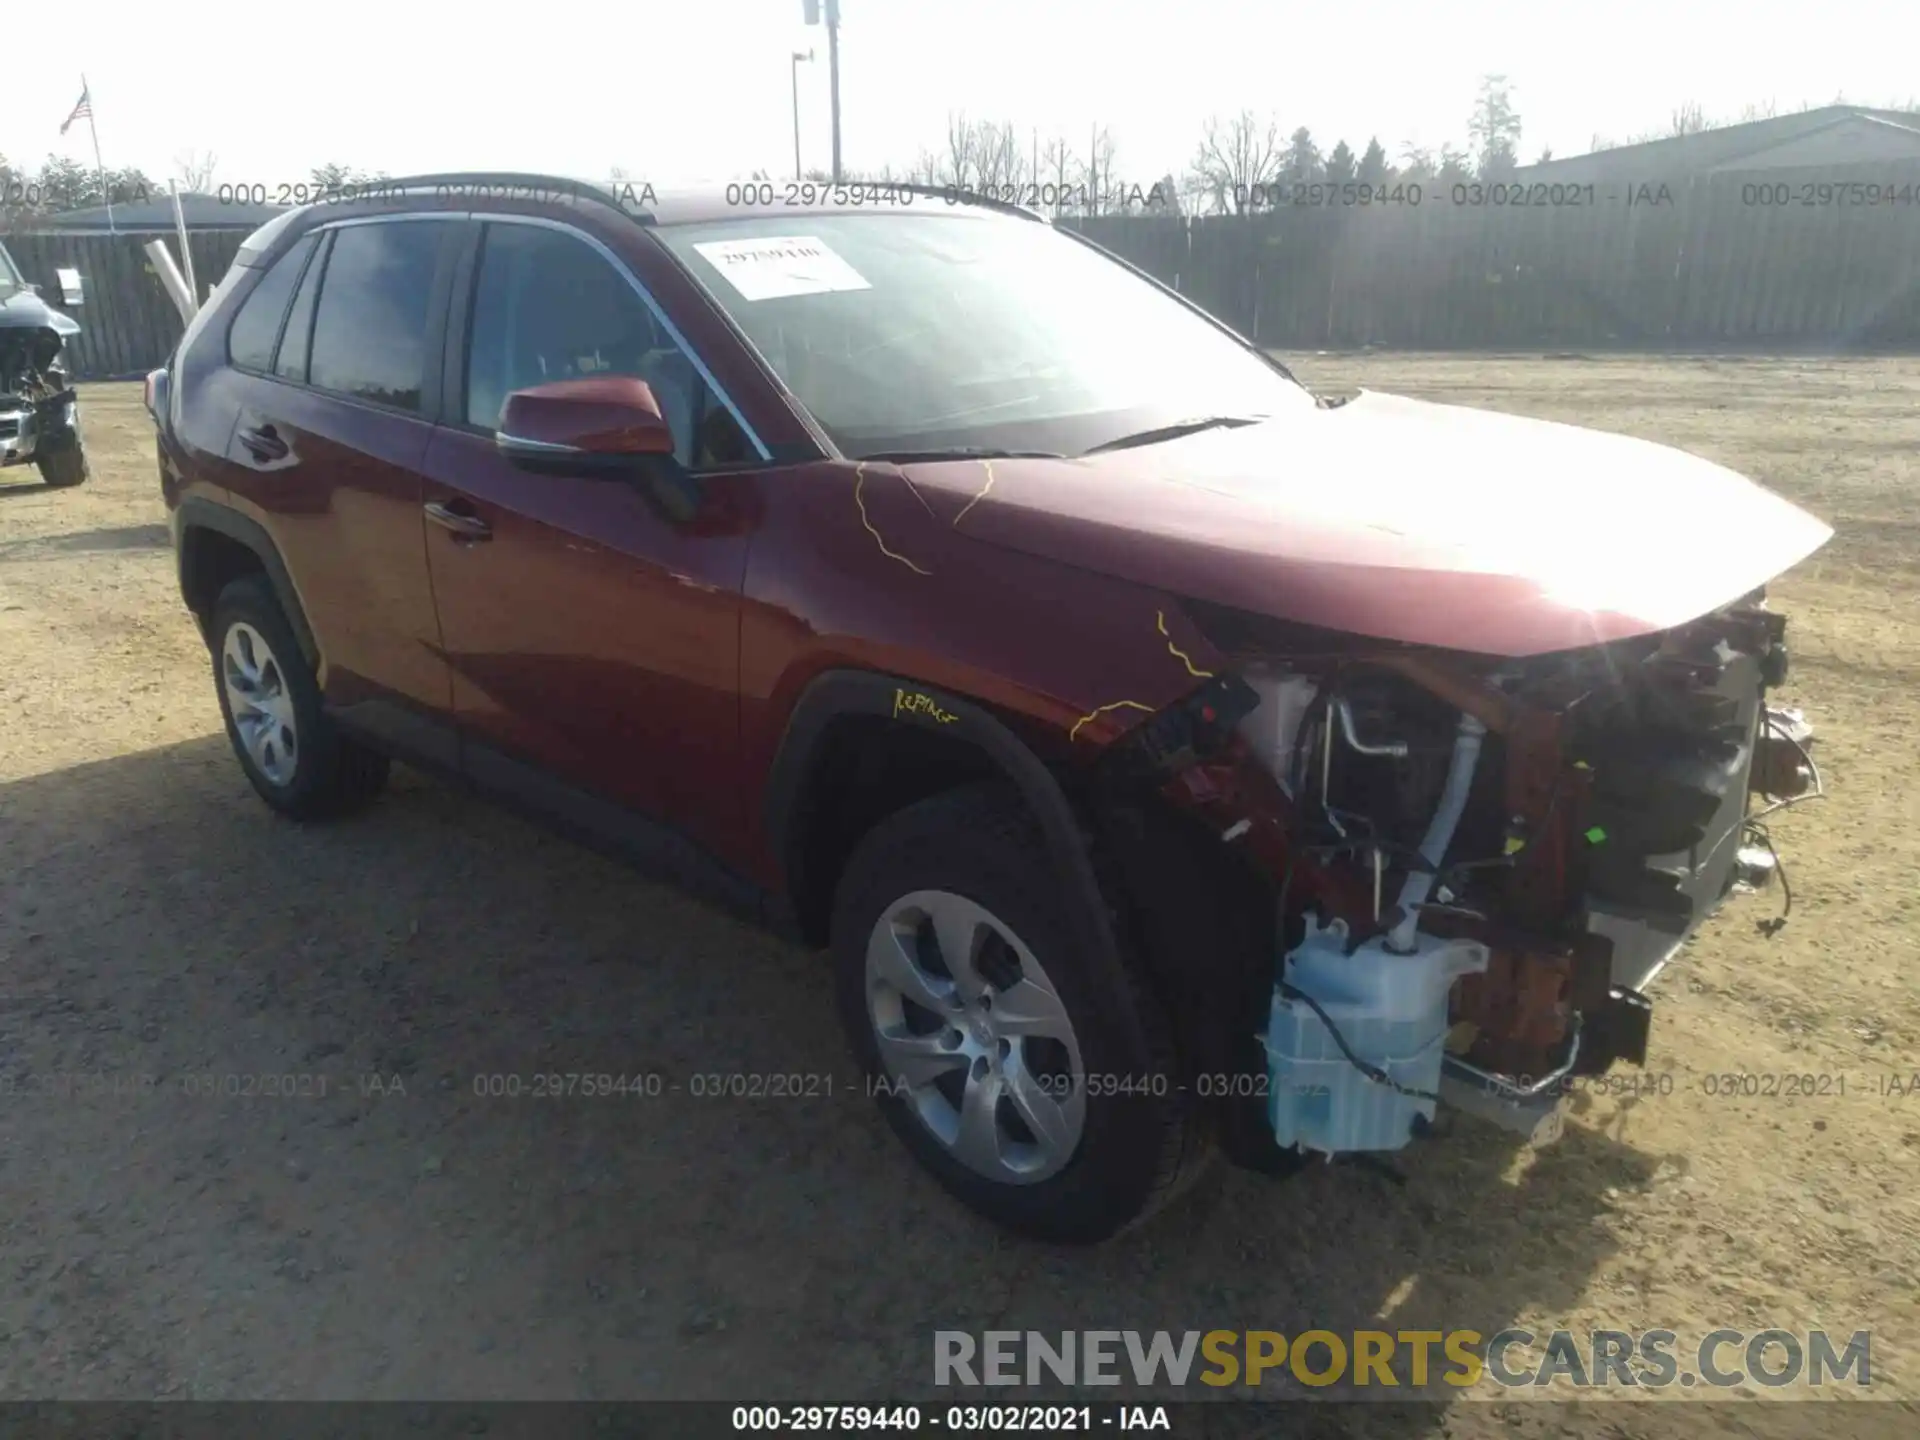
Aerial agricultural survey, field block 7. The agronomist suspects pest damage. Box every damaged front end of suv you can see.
[1018,396,1837,1172]
[0,240,90,489]
[1096,596,1821,1164]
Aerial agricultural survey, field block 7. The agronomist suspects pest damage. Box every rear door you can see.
[219,216,464,762]
[420,217,768,860]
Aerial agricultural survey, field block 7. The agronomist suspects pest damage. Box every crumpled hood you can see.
[0,286,81,337]
[910,390,1832,657]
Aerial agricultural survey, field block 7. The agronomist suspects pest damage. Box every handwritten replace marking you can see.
[853,463,932,576]
[952,458,996,527]
[1069,698,1156,742]
[1157,610,1216,679]
[893,688,959,724]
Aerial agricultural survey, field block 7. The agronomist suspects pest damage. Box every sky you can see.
[3,0,1915,194]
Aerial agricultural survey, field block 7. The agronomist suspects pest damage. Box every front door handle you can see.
[424,500,492,541]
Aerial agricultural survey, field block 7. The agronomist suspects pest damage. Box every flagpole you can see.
[81,74,115,236]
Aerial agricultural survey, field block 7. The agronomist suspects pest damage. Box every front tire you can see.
[210,574,388,820]
[831,783,1205,1243]
[36,438,88,488]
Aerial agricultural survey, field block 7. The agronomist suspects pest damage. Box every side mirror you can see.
[495,375,702,521]
[496,376,677,473]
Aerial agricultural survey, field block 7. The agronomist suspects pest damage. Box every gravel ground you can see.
[0,359,1915,1434]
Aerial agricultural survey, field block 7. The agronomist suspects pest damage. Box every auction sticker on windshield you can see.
[691,236,872,301]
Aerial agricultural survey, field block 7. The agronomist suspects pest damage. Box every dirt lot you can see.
[1,358,1915,1429]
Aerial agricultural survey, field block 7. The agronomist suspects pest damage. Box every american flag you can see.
[60,85,92,136]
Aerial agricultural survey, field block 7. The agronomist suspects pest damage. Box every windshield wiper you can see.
[1083,415,1265,455]
[854,446,1067,463]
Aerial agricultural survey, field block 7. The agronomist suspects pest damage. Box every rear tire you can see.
[831,782,1205,1243]
[210,574,388,820]
[36,439,88,488]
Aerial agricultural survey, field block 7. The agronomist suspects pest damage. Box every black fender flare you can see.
[763,669,1122,967]
[173,496,319,668]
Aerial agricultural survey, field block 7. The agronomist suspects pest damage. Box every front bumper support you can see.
[0,389,79,468]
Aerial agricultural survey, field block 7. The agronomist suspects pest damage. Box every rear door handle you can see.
[424,500,492,541]
[237,423,290,464]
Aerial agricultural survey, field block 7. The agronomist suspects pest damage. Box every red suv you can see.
[149,174,1832,1242]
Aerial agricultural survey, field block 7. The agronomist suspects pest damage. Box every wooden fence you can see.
[2,230,246,380]
[8,166,1920,380]
[1064,168,1920,350]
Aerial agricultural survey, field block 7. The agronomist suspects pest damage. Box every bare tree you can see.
[1469,74,1523,177]
[927,116,1032,197]
[1081,125,1118,215]
[174,150,219,193]
[1669,102,1709,136]
[1437,143,1475,184]
[1184,110,1282,214]
[941,112,978,189]
[1039,135,1075,214]
[1398,144,1436,182]
[973,120,1026,191]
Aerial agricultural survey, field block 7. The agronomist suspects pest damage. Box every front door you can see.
[420,219,764,860]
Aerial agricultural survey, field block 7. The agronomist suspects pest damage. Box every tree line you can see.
[843,83,1918,216]
[791,76,1528,216]
[0,157,383,224]
[5,83,1915,225]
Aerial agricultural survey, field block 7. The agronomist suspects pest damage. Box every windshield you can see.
[656,212,1312,458]
[0,243,21,298]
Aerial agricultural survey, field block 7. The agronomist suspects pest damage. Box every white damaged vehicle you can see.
[0,239,89,488]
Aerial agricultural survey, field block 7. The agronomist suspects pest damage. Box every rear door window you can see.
[308,220,451,412]
[273,232,330,384]
[226,233,318,373]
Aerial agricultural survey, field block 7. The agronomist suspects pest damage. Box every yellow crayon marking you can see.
[1157,609,1215,679]
[952,458,996,527]
[892,689,958,724]
[854,463,931,576]
[1069,698,1156,742]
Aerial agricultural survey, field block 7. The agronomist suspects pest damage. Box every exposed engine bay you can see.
[0,327,78,463]
[1094,592,1819,1162]
[0,244,89,486]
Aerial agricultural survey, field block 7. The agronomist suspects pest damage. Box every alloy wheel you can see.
[222,621,299,787]
[865,889,1087,1184]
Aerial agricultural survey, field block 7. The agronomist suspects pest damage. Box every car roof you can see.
[229,173,1046,275]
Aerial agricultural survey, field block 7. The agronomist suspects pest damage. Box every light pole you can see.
[790,50,813,180]
[802,0,843,181]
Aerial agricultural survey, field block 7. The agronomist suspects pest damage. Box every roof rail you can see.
[326,171,654,224]
[869,180,1048,223]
